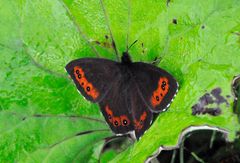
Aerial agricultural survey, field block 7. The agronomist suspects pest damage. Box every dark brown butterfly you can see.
[65,51,178,139]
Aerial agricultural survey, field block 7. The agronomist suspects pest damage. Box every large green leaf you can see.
[0,1,112,162]
[0,0,239,162]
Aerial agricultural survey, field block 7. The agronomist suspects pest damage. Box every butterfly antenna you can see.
[99,0,119,61]
[126,40,138,53]
[60,1,100,58]
[126,0,131,51]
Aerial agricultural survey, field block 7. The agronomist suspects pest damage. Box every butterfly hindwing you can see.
[131,62,179,113]
[65,58,121,103]
[128,82,153,139]
[99,76,134,135]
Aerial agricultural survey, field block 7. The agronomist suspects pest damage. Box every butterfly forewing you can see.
[65,58,121,103]
[131,62,178,113]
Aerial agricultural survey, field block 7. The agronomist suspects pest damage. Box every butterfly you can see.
[65,48,179,140]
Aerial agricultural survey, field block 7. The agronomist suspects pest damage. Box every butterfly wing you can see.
[99,68,154,139]
[131,62,179,113]
[66,58,178,139]
[99,74,135,135]
[128,82,153,139]
[65,58,121,103]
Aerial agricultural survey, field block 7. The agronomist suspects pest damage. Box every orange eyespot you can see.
[74,66,100,100]
[120,115,130,126]
[113,117,121,127]
[105,105,113,115]
[105,106,131,127]
[151,77,169,108]
[134,111,147,131]
[74,67,85,77]
[140,111,147,121]
[79,78,87,86]
[105,105,113,123]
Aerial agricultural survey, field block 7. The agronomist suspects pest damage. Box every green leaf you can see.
[0,1,112,162]
[0,0,240,162]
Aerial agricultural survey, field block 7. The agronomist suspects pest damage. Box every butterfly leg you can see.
[151,56,162,66]
[141,56,162,66]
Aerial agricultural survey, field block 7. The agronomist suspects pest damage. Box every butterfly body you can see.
[66,52,178,139]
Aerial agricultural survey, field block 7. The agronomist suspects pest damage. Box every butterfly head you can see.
[121,51,132,65]
[121,40,138,65]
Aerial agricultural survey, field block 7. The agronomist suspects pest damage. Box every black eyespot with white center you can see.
[86,86,90,92]
[162,81,166,86]
[114,121,119,126]
[161,85,165,90]
[123,119,128,126]
[108,114,112,120]
[156,96,160,101]
[78,74,81,79]
[140,120,143,125]
[76,70,79,74]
